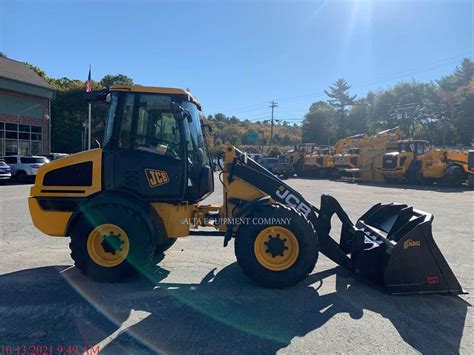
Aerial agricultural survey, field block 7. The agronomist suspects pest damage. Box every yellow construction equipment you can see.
[380,140,473,185]
[334,128,400,182]
[282,143,317,175]
[297,146,338,178]
[333,133,369,155]
[332,134,372,173]
[27,85,463,294]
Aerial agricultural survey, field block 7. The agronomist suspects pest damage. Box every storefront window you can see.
[5,140,18,155]
[0,122,44,156]
[19,141,30,155]
[31,141,42,155]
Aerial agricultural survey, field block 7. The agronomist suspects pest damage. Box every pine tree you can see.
[324,79,356,137]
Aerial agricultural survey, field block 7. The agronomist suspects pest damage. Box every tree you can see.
[24,62,51,82]
[301,101,336,144]
[346,99,370,136]
[438,58,474,91]
[372,81,439,139]
[99,74,134,87]
[324,79,356,137]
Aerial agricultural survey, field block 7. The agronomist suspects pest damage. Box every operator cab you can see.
[348,147,360,155]
[96,85,213,204]
[398,140,427,157]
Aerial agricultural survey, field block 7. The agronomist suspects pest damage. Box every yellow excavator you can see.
[334,128,400,182]
[380,140,472,185]
[332,134,370,172]
[27,85,463,294]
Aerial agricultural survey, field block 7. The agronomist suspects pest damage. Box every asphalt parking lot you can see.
[0,178,473,354]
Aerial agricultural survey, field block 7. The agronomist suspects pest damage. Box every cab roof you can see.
[110,85,201,110]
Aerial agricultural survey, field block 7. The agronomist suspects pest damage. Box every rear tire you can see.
[235,203,318,288]
[446,165,465,186]
[69,204,154,282]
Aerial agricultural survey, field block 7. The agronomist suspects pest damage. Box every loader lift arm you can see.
[224,148,464,295]
[226,152,354,270]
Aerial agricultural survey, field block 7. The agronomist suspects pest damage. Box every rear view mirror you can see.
[171,102,191,122]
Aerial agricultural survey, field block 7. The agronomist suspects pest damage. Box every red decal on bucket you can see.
[427,276,440,284]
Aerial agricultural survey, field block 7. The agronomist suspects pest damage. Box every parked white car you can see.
[1,155,49,183]
[0,159,12,183]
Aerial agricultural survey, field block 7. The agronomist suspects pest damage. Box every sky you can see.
[0,0,472,124]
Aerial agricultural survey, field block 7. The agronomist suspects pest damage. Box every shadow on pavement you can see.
[0,264,469,353]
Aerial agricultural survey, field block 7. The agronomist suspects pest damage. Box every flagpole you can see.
[88,103,91,150]
[87,64,92,150]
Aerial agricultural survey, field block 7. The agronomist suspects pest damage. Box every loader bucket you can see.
[349,203,464,295]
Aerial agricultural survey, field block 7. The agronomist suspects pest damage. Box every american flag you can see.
[85,65,92,92]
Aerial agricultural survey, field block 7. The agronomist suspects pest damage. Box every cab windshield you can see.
[103,92,207,165]
[399,142,425,155]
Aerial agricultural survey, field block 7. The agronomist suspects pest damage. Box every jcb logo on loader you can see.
[403,239,421,249]
[275,186,312,218]
[145,169,169,188]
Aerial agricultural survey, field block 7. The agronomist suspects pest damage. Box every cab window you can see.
[134,94,181,159]
[182,101,208,166]
[416,143,425,155]
[118,94,134,149]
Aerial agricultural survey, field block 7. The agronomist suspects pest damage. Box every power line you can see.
[214,51,473,113]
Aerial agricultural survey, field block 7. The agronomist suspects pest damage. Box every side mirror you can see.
[94,139,102,148]
[171,102,192,122]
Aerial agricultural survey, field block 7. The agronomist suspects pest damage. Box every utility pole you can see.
[269,100,278,150]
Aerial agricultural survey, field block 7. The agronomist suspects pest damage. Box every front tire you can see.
[234,203,318,288]
[155,237,177,254]
[69,204,154,282]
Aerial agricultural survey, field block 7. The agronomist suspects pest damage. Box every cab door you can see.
[104,92,187,202]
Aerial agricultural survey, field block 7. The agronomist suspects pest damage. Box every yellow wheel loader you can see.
[380,140,471,186]
[28,86,464,294]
